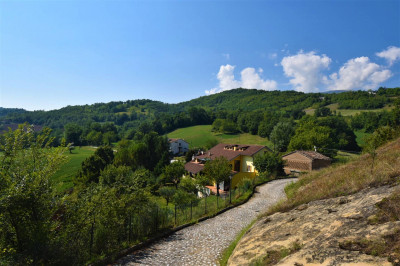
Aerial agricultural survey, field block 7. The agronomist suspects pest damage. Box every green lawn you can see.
[52,146,96,192]
[167,125,273,149]
[304,103,394,117]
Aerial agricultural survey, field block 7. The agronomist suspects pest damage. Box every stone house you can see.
[168,138,189,155]
[282,150,332,175]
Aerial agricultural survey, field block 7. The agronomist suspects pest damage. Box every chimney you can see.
[314,146,317,152]
[234,146,237,151]
[208,152,211,157]
[192,155,195,161]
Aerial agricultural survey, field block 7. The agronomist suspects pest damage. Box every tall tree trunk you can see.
[8,209,23,252]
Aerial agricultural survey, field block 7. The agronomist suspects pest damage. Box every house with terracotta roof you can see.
[168,138,189,155]
[185,143,270,191]
[282,150,332,175]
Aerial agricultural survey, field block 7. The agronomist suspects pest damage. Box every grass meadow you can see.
[304,103,394,116]
[52,146,96,192]
[167,125,273,149]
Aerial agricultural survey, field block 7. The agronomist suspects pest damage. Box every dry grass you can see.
[339,227,400,265]
[249,240,302,266]
[344,189,400,264]
[268,137,400,214]
[372,188,400,223]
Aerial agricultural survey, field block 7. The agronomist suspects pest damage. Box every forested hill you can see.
[2,87,399,130]
[175,89,320,111]
[0,107,26,118]
[2,89,319,129]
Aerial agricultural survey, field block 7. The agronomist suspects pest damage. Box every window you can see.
[234,160,240,172]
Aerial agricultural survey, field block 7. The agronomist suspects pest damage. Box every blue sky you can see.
[0,0,399,111]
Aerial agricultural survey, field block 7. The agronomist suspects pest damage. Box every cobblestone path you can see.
[117,178,297,266]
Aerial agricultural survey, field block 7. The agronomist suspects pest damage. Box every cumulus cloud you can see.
[281,51,331,92]
[206,64,277,95]
[329,56,392,91]
[207,46,396,95]
[376,46,400,65]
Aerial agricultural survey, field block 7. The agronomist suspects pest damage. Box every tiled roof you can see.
[282,150,331,161]
[168,138,188,144]
[195,143,268,161]
[184,162,204,174]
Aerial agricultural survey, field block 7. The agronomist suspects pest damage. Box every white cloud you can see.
[222,53,230,60]
[281,51,331,92]
[206,64,277,95]
[207,46,396,95]
[241,68,277,91]
[216,64,241,91]
[329,56,392,91]
[376,46,400,65]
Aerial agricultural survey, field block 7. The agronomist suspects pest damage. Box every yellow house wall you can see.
[229,148,269,188]
[241,155,254,173]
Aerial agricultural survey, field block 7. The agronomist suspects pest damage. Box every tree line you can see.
[3,88,399,144]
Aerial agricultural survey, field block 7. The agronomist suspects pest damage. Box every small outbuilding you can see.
[168,138,189,155]
[282,150,332,175]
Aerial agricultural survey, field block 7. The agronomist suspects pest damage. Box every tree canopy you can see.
[203,156,232,196]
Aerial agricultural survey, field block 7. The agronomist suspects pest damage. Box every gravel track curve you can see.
[117,178,297,266]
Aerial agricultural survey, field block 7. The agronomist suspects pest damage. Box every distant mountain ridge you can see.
[0,107,27,118]
[1,87,399,130]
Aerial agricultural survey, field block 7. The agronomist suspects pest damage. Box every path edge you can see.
[92,177,294,266]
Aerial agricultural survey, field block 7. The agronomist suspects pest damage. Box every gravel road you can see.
[117,178,297,266]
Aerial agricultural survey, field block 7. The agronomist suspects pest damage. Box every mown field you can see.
[167,125,273,149]
[304,103,394,116]
[52,146,96,192]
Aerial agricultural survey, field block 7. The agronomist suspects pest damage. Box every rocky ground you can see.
[116,178,297,266]
[228,185,400,266]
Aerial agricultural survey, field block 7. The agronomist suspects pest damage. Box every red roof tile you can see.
[282,150,331,161]
[195,143,268,161]
[184,162,204,174]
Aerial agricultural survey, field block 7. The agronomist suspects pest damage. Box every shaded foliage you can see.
[254,152,285,177]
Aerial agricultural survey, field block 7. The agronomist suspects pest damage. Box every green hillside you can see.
[4,88,399,130]
[2,87,399,153]
[167,125,273,149]
[305,102,395,116]
[52,146,96,192]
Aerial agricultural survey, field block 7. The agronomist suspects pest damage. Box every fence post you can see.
[128,214,132,243]
[155,206,158,232]
[205,196,207,214]
[174,205,177,225]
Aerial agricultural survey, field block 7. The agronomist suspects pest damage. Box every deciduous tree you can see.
[0,124,66,263]
[203,156,231,196]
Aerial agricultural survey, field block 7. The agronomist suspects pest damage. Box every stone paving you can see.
[117,178,297,266]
